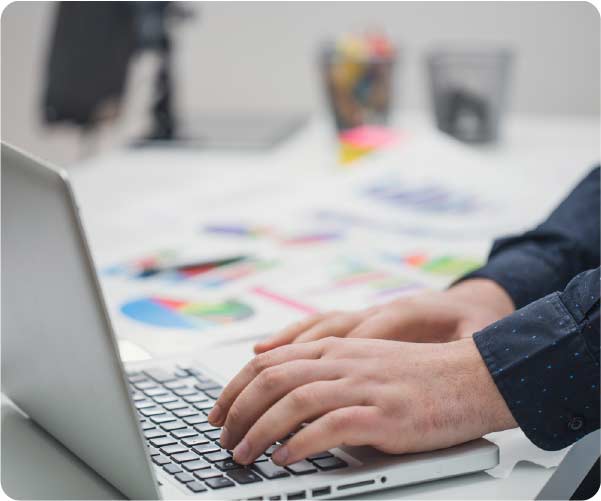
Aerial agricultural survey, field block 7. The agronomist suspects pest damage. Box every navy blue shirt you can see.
[461,167,600,450]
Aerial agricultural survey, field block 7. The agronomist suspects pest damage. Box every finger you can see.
[293,313,365,344]
[232,379,366,464]
[208,341,325,426]
[220,359,345,450]
[272,406,382,465]
[254,313,328,353]
[346,312,403,340]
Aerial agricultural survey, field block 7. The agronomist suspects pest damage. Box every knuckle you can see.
[258,366,284,392]
[290,386,312,408]
[251,352,272,374]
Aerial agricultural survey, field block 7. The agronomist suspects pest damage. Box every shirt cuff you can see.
[473,292,600,451]
[458,243,568,310]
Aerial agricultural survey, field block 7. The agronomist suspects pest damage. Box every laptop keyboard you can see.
[128,365,348,494]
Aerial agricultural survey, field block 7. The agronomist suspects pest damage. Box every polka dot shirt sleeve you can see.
[473,268,600,450]
[459,166,599,309]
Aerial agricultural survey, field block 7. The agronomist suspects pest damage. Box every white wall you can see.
[2,1,599,165]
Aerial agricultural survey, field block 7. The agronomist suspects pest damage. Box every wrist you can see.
[457,337,517,434]
[446,278,515,340]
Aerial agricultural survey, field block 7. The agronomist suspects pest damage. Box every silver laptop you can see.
[1,143,499,500]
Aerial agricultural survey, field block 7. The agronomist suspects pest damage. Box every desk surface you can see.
[2,112,599,500]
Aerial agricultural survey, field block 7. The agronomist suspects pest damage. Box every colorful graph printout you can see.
[202,224,343,246]
[363,180,481,213]
[121,296,254,330]
[104,251,274,286]
[385,252,482,277]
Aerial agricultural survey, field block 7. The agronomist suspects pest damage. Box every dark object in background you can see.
[42,2,137,128]
[427,47,513,143]
[131,112,308,150]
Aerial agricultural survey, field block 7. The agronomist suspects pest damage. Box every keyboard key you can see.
[150,436,177,447]
[182,436,209,447]
[144,368,178,383]
[183,394,208,404]
[253,461,290,479]
[175,472,195,483]
[144,388,168,397]
[147,446,160,456]
[194,423,218,433]
[204,388,223,399]
[183,459,210,471]
[139,407,164,417]
[150,414,176,424]
[164,401,188,411]
[286,460,317,475]
[307,451,333,461]
[205,451,231,463]
[135,400,155,409]
[255,454,269,462]
[173,408,198,418]
[194,381,221,391]
[153,394,178,404]
[132,392,146,401]
[134,381,157,391]
[187,481,207,493]
[205,430,222,441]
[184,415,207,426]
[205,476,235,489]
[194,399,215,410]
[162,444,188,455]
[172,452,201,463]
[164,380,188,390]
[193,444,220,455]
[227,469,262,484]
[152,454,170,466]
[141,421,156,431]
[313,456,348,470]
[174,387,197,397]
[194,467,222,480]
[145,429,166,440]
[172,428,198,439]
[264,444,279,456]
[214,459,243,471]
[164,463,183,475]
[161,420,186,431]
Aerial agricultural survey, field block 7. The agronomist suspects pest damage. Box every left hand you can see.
[207,337,516,466]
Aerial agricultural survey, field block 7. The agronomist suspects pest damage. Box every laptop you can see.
[1,143,499,500]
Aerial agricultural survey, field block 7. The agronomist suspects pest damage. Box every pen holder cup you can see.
[426,47,513,143]
[320,44,397,132]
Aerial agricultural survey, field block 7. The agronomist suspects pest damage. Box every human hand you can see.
[208,336,516,466]
[254,278,514,353]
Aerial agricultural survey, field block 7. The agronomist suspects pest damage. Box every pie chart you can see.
[120,296,254,330]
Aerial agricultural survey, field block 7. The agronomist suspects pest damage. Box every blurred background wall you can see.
[1,1,599,166]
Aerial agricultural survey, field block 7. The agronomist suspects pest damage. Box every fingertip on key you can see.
[208,403,223,426]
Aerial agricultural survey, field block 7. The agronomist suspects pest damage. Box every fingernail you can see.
[220,427,230,449]
[233,438,251,464]
[208,404,222,424]
[272,445,289,465]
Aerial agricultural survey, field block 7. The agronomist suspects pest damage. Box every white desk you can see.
[2,112,599,500]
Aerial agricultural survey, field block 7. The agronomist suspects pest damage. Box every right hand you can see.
[254,278,514,353]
